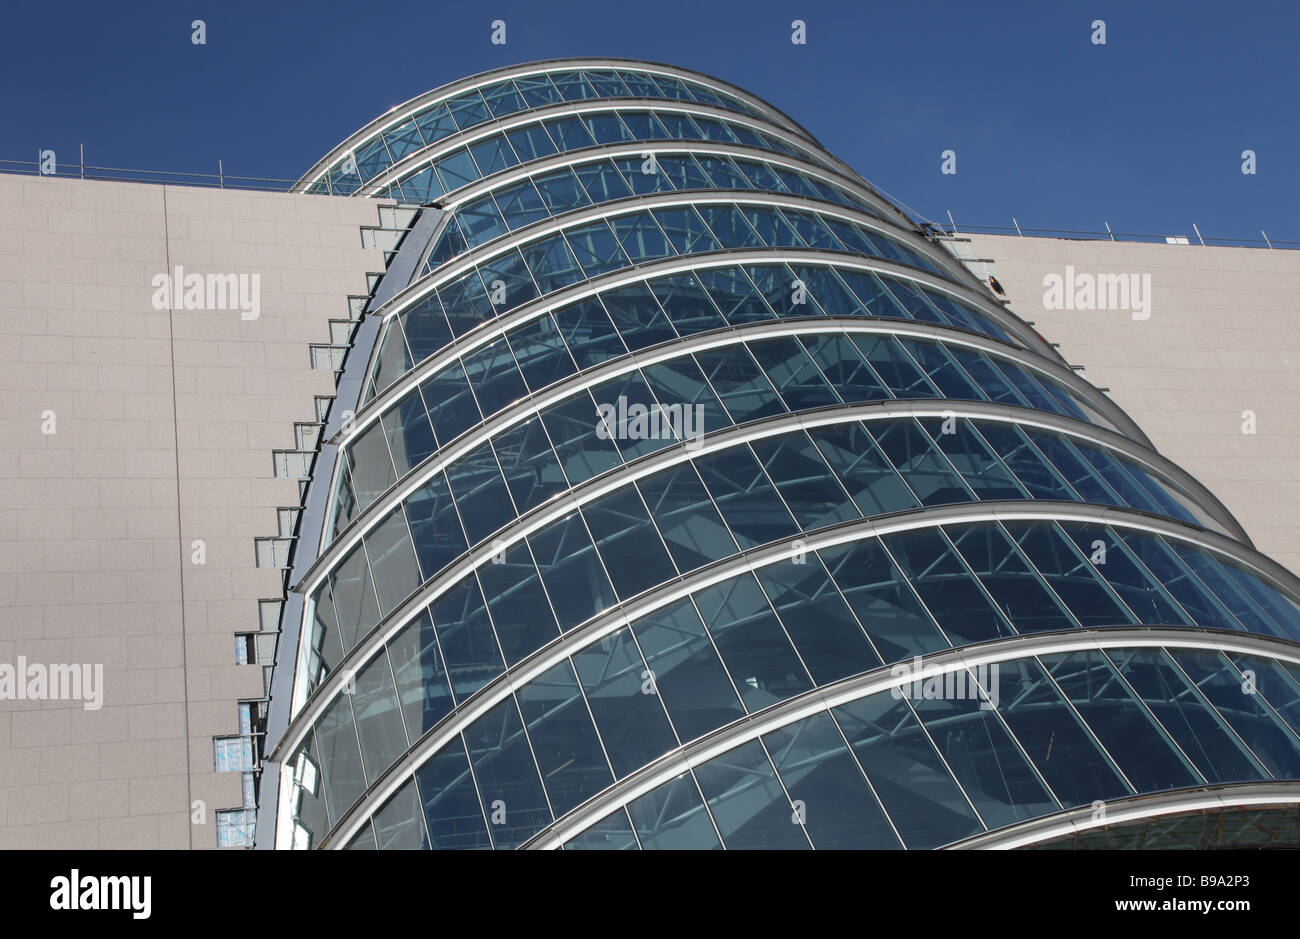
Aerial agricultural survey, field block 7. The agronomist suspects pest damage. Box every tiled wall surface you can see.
[0,175,383,848]
[966,233,1300,573]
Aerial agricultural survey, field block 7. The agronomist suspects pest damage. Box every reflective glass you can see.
[573,627,679,778]
[461,697,552,848]
[834,694,984,848]
[763,712,901,849]
[415,737,493,849]
[693,739,811,849]
[515,660,613,816]
[625,772,721,849]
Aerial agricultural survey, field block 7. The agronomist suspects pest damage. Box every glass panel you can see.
[615,154,674,195]
[493,179,549,229]
[383,120,425,161]
[639,356,726,442]
[696,204,763,249]
[387,611,455,742]
[694,444,798,549]
[515,660,613,816]
[692,573,812,711]
[598,283,676,350]
[380,392,437,477]
[871,419,971,507]
[574,159,633,201]
[625,772,721,849]
[610,212,673,262]
[946,522,1077,633]
[414,102,456,143]
[404,471,468,582]
[1109,648,1265,782]
[750,431,859,531]
[480,79,528,118]
[363,508,421,615]
[1042,649,1201,791]
[445,90,490,130]
[657,154,710,190]
[506,124,558,161]
[414,737,493,849]
[651,206,721,254]
[818,538,948,661]
[507,313,577,391]
[457,197,509,249]
[315,695,367,818]
[476,542,560,665]
[533,167,591,214]
[636,462,737,572]
[694,739,810,849]
[1176,651,1300,777]
[443,441,515,545]
[633,598,746,744]
[910,679,1059,829]
[649,271,727,334]
[372,777,429,849]
[1059,524,1188,625]
[582,113,634,145]
[491,417,567,515]
[438,268,493,337]
[468,136,517,178]
[1002,521,1134,627]
[329,541,381,652]
[748,336,839,411]
[433,147,479,193]
[1119,531,1242,630]
[430,573,504,701]
[540,391,622,482]
[519,234,585,295]
[905,340,984,400]
[552,297,626,368]
[807,423,914,516]
[527,510,618,630]
[763,711,901,848]
[513,74,563,108]
[347,422,397,507]
[460,338,527,418]
[920,418,1026,502]
[419,361,481,446]
[1168,544,1285,637]
[543,116,596,150]
[993,656,1131,806]
[573,627,679,778]
[852,334,938,398]
[756,555,881,684]
[883,527,1013,645]
[834,694,984,848]
[583,485,678,599]
[351,651,408,784]
[462,697,552,848]
[697,267,775,323]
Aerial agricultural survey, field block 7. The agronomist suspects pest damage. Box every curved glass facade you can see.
[271,59,1300,850]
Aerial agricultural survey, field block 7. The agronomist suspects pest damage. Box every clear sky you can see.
[3,0,1297,243]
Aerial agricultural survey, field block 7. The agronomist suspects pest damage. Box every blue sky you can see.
[3,0,1296,243]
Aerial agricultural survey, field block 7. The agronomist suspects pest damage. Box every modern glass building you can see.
[264,58,1300,850]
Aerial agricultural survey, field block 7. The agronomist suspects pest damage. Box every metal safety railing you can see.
[930,215,1298,251]
[1,152,301,193]
[5,154,1296,251]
